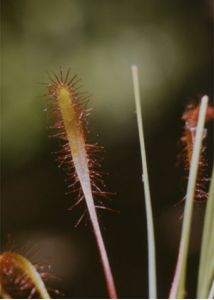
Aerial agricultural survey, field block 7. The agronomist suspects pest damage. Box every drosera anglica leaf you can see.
[0,251,50,299]
[181,101,214,202]
[46,69,118,299]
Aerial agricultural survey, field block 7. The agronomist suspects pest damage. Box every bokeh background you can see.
[1,0,213,298]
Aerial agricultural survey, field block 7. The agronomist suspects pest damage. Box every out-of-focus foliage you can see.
[1,0,212,166]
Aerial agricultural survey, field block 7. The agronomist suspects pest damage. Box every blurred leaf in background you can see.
[1,0,212,166]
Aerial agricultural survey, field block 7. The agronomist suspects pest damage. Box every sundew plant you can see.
[1,65,213,299]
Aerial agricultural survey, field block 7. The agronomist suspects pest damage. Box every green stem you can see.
[197,166,214,298]
[208,280,214,299]
[169,96,209,298]
[131,65,157,299]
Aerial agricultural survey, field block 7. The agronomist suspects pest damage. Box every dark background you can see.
[1,0,213,298]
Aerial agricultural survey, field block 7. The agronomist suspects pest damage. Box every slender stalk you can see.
[197,166,214,298]
[83,191,118,299]
[131,65,157,299]
[169,96,209,298]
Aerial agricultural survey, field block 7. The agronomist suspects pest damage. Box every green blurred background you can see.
[1,0,213,298]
